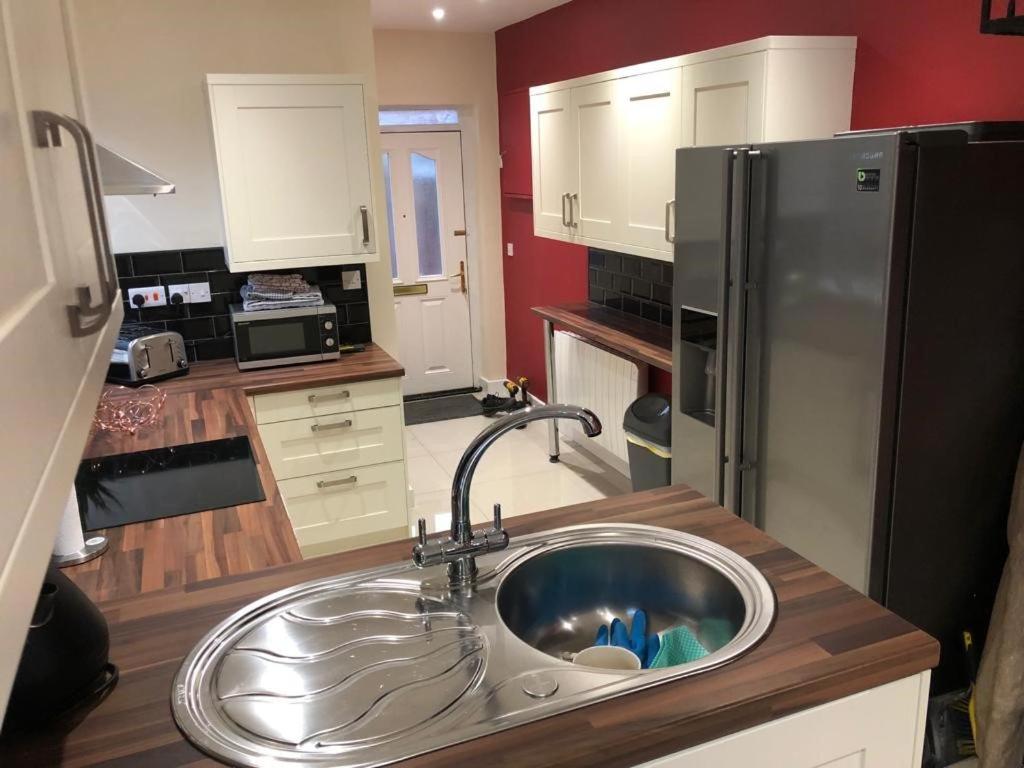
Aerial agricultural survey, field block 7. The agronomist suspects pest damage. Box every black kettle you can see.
[1,567,117,733]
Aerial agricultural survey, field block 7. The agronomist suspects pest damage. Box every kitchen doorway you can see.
[381,131,474,397]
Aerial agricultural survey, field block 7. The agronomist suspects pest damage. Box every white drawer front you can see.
[254,378,402,424]
[259,405,403,479]
[279,460,408,547]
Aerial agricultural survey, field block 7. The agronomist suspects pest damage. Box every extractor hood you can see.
[96,144,175,195]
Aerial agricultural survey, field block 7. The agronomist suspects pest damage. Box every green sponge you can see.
[649,626,709,669]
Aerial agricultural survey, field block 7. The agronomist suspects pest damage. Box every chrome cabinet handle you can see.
[360,205,370,246]
[665,200,677,244]
[310,419,353,433]
[570,193,579,229]
[308,391,350,404]
[561,193,570,227]
[32,110,117,337]
[316,475,357,490]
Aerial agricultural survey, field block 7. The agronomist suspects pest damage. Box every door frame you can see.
[380,109,483,394]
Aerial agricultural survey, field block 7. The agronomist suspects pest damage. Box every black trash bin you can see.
[623,393,671,492]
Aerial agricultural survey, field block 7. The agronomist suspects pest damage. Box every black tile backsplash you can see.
[115,246,372,363]
[588,248,673,327]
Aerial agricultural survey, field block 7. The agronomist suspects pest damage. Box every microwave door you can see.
[236,314,322,365]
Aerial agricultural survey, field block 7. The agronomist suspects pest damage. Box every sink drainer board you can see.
[173,523,776,767]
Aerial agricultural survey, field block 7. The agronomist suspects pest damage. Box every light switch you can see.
[506,242,514,257]
[342,270,362,290]
[188,282,212,303]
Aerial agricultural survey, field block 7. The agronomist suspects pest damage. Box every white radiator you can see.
[553,331,648,476]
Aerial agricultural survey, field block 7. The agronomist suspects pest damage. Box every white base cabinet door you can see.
[207,74,378,272]
[638,673,930,768]
[254,378,409,558]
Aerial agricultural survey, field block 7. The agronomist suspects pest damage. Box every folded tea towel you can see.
[241,273,323,311]
[649,625,709,669]
[594,610,660,669]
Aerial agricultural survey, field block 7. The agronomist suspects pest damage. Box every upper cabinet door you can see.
[571,80,619,242]
[530,88,576,239]
[681,52,767,147]
[618,67,683,257]
[0,0,121,721]
[207,76,376,271]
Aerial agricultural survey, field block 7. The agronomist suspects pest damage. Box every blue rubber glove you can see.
[594,610,655,668]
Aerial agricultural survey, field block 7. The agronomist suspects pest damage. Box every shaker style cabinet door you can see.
[0,0,121,721]
[530,88,576,239]
[618,67,684,256]
[207,75,377,271]
[681,52,767,147]
[570,79,619,243]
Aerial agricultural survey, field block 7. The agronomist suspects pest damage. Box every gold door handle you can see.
[448,260,467,294]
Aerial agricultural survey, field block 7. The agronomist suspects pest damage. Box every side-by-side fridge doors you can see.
[673,135,904,595]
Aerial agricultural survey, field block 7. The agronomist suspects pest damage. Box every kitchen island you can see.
[1,485,938,767]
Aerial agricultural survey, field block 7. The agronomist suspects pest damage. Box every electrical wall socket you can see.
[126,286,166,308]
[166,282,212,305]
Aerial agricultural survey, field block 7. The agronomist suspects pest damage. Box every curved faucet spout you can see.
[451,405,602,539]
[412,405,603,586]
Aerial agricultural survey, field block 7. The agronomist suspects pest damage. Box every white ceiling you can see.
[371,0,571,32]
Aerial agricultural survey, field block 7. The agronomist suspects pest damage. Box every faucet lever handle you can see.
[417,517,428,546]
[492,503,503,530]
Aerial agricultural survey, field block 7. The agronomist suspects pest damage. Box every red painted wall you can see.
[498,0,1024,399]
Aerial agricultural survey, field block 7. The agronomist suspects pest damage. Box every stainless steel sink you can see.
[173,524,775,768]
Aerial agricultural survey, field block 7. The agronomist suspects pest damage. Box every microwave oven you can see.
[229,303,340,370]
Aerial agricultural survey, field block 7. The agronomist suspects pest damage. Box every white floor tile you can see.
[408,415,492,454]
[406,453,451,495]
[404,430,429,458]
[467,466,607,520]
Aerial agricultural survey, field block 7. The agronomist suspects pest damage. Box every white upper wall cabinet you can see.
[207,74,378,272]
[530,88,576,238]
[530,36,857,262]
[0,0,122,721]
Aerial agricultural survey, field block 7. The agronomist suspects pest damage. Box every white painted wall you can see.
[373,29,506,381]
[68,0,398,356]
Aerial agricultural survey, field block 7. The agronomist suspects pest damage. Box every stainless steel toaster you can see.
[107,327,189,384]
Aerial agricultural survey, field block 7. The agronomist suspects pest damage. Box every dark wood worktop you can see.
[66,344,404,602]
[533,302,673,372]
[1,486,938,767]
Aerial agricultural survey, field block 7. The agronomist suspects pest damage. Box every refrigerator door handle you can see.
[720,148,757,514]
[713,150,737,506]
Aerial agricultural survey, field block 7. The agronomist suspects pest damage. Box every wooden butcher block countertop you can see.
[66,344,405,602]
[1,486,938,768]
[533,302,673,372]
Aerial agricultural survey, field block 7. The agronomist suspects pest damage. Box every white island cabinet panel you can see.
[639,672,930,768]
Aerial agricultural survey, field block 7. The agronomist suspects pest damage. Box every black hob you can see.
[75,437,266,531]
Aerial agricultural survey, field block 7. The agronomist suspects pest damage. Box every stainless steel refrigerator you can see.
[671,123,1024,690]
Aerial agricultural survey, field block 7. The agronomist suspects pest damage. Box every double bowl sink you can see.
[173,523,776,767]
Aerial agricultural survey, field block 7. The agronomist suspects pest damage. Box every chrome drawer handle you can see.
[310,419,352,433]
[317,475,357,490]
[308,390,350,404]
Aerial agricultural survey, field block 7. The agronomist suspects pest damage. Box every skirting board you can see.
[527,392,631,479]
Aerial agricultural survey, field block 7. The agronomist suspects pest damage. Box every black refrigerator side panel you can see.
[886,141,1024,693]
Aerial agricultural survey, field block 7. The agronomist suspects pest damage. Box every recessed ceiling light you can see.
[432,7,445,21]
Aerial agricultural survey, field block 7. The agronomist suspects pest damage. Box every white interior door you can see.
[381,131,473,396]
[207,77,376,268]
